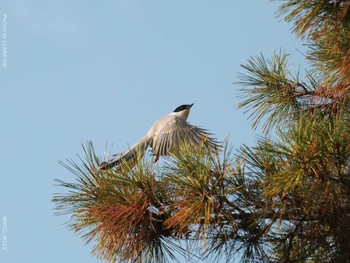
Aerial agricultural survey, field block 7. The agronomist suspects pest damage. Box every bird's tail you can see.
[99,137,150,170]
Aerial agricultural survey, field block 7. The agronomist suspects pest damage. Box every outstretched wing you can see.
[151,119,219,159]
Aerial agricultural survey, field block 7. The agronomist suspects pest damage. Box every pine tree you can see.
[53,1,350,262]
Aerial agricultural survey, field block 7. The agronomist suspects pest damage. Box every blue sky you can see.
[0,1,306,262]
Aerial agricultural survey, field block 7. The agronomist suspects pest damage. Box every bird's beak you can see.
[188,103,194,109]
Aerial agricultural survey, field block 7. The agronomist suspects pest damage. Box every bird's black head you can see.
[173,103,194,112]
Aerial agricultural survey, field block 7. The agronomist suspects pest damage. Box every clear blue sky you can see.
[0,1,306,262]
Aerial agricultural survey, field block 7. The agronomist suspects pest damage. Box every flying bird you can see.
[99,103,219,170]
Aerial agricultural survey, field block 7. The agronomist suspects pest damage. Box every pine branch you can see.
[237,50,304,134]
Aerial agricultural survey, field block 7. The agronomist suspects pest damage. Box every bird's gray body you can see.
[99,104,218,170]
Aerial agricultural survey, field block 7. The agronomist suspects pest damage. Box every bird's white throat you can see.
[170,108,191,121]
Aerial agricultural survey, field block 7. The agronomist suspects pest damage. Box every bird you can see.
[99,103,219,170]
